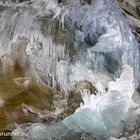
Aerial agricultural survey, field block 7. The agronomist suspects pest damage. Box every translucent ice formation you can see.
[12,65,138,139]
[63,64,137,138]
[0,0,140,139]
[0,0,139,93]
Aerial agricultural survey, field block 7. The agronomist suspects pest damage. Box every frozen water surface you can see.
[0,0,139,139]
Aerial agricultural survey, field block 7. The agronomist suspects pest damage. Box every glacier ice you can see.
[63,64,137,138]
[0,0,139,139]
[12,65,138,139]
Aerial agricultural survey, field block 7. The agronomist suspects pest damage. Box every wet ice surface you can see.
[11,66,140,139]
[64,65,136,138]
[0,0,139,91]
[0,0,139,140]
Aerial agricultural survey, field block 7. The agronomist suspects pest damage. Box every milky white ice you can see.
[108,65,135,99]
